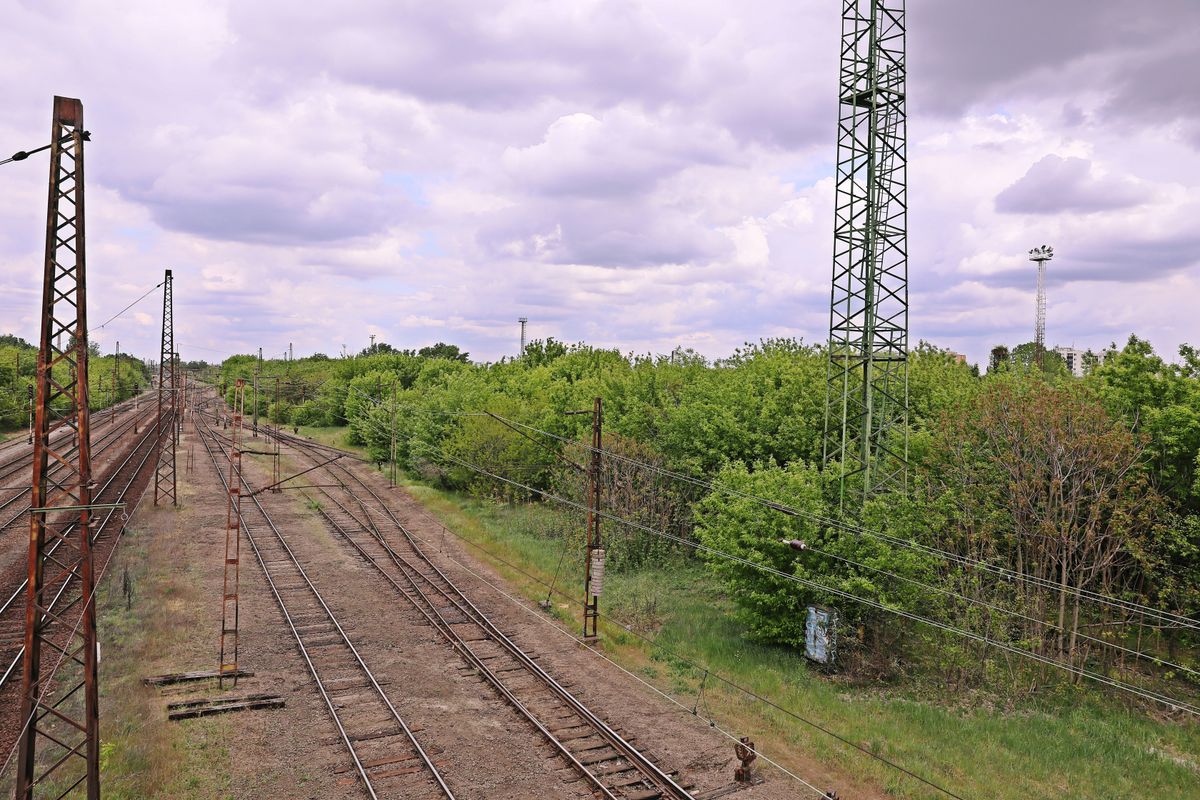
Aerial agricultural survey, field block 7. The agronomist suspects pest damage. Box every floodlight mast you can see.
[1028,245,1053,369]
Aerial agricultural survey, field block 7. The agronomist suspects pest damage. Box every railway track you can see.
[0,393,146,482]
[0,397,158,534]
[0,406,165,760]
[242,418,696,799]
[193,411,456,800]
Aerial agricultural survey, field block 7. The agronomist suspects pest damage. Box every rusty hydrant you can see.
[734,737,757,783]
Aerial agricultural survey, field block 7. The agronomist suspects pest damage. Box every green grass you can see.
[293,423,370,458]
[93,525,237,799]
[401,476,1200,800]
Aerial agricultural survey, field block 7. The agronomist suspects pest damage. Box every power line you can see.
[302,385,1200,676]
[382,407,1199,677]
[481,412,1200,633]
[390,491,967,800]
[417,445,1200,716]
[345,392,1198,650]
[798,538,1200,681]
[89,280,165,334]
[307,390,1200,644]
[400,520,842,800]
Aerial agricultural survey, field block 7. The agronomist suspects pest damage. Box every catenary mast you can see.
[823,0,909,509]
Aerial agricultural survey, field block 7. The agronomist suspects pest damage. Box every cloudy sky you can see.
[0,0,1197,366]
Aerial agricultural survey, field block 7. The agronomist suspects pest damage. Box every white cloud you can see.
[0,1,1196,369]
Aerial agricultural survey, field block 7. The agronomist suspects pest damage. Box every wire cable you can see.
[401,522,837,800]
[89,280,165,334]
[349,394,1197,636]
[481,412,1200,632]
[416,444,1200,716]
[346,402,1193,678]
[390,486,968,800]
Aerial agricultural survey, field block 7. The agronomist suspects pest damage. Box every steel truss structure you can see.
[15,95,101,800]
[154,269,176,506]
[823,0,909,508]
[1029,245,1053,370]
[219,380,245,688]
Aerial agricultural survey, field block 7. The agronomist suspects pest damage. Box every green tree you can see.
[418,342,469,362]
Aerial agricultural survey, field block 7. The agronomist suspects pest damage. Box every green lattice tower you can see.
[823,0,909,510]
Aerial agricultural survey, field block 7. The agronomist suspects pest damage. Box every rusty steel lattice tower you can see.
[219,379,245,688]
[823,0,909,509]
[15,96,100,800]
[154,269,176,506]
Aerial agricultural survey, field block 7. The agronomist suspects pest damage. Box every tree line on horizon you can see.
[0,334,152,431]
[211,333,1200,704]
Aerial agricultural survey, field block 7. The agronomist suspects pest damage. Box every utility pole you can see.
[369,333,376,353]
[389,380,398,486]
[823,0,910,510]
[16,94,101,800]
[219,379,245,688]
[154,269,177,506]
[1029,245,1053,370]
[175,351,183,445]
[253,346,261,437]
[111,339,119,426]
[567,397,604,640]
[518,317,528,356]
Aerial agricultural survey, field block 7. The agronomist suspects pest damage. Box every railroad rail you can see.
[0,393,146,483]
[0,411,164,692]
[193,410,455,800]
[0,407,165,770]
[0,397,158,534]
[240,417,696,800]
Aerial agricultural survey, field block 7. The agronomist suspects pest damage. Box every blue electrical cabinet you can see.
[805,606,837,664]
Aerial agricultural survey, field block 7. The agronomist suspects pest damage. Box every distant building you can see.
[1054,346,1086,377]
[948,352,967,365]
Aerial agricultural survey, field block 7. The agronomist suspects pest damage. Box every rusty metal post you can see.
[15,94,101,800]
[174,351,182,446]
[70,361,78,450]
[389,380,398,487]
[583,397,603,640]
[271,428,281,492]
[153,270,176,506]
[253,347,260,437]
[111,339,119,426]
[734,737,757,782]
[219,379,245,688]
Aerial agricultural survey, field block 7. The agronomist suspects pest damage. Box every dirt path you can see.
[100,417,354,799]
